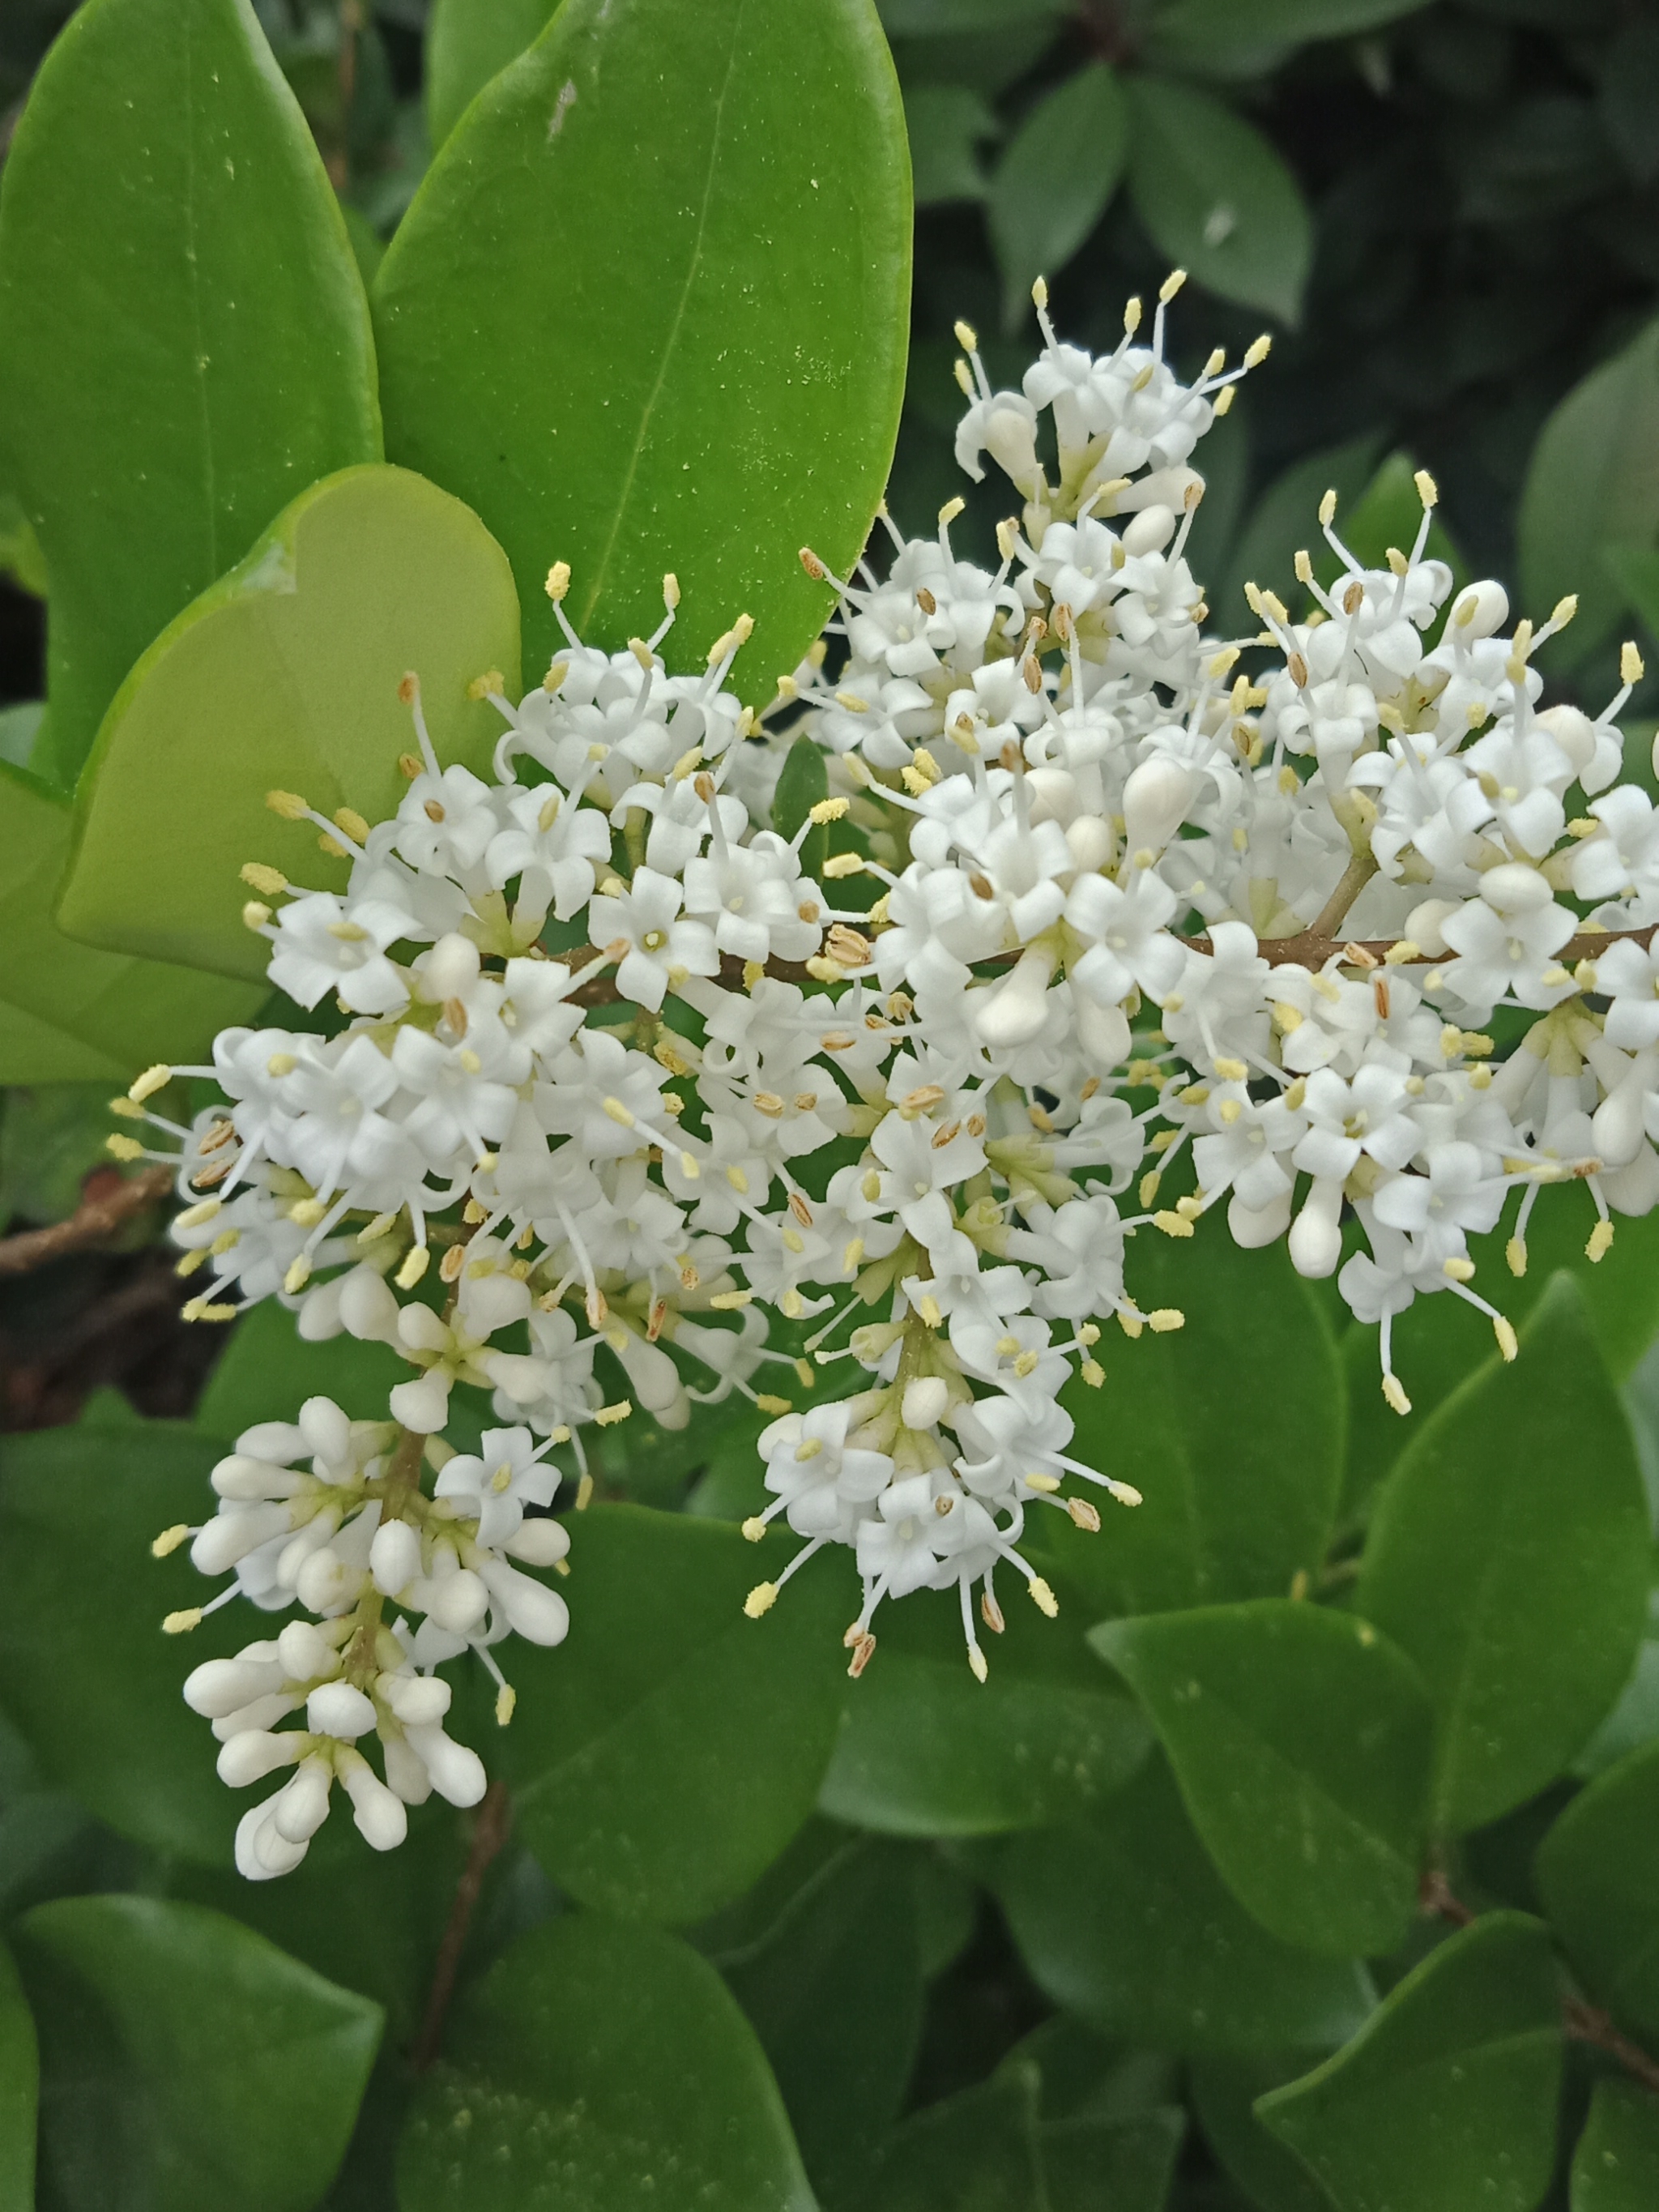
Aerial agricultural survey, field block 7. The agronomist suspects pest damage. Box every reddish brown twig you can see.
[411,1782,513,2072]
[0,1167,172,1277]
[1423,1869,1659,2097]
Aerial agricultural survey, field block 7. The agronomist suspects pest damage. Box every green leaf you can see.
[1256,1915,1563,2212]
[0,0,381,786]
[1572,2080,1659,2211]
[17,1894,382,2212]
[399,1914,814,2212]
[497,1504,850,1923]
[773,733,830,884]
[58,464,520,981]
[195,1295,412,1443]
[1026,1230,1345,1620]
[0,1420,248,1864]
[881,0,1067,30]
[424,0,555,150]
[1537,1740,1659,2044]
[1357,1277,1649,1836]
[1125,76,1311,326]
[0,762,262,1077]
[906,83,997,207]
[1607,544,1659,642]
[1189,2054,1331,2212]
[0,1945,36,2212]
[980,1757,1375,2056]
[987,64,1128,331]
[1092,1601,1433,1958]
[0,1083,130,1223]
[373,0,911,698]
[1038,2108,1183,2212]
[865,2071,1047,2212]
[1520,316,1659,667]
[1150,0,1431,39]
[710,1833,924,2202]
[0,495,45,602]
[819,1578,1150,1838]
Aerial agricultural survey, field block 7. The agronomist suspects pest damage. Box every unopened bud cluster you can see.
[120,275,1659,1867]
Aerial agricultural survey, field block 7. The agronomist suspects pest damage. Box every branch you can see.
[411,1781,513,2071]
[1422,1870,1659,2097]
[0,1166,173,1277]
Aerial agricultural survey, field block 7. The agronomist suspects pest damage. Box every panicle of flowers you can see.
[118,270,1659,1868]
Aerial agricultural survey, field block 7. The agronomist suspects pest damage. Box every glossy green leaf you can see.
[1572,2080,1659,2211]
[195,1293,411,1443]
[819,1578,1150,1837]
[0,0,381,786]
[1026,1230,1345,1620]
[1256,1914,1563,2212]
[1189,2054,1330,2212]
[0,1945,36,2212]
[1038,2109,1183,2212]
[18,1894,382,2212]
[1125,76,1311,326]
[58,464,520,981]
[1092,1601,1432,1958]
[865,2071,1047,2212]
[373,0,911,697]
[0,1420,248,1864]
[424,0,554,150]
[0,762,262,1077]
[906,83,997,207]
[497,1504,850,1922]
[1358,1277,1649,1835]
[1152,0,1432,42]
[710,1832,924,2202]
[1537,1740,1659,2043]
[1520,315,1659,666]
[980,1757,1375,2056]
[399,1914,814,2212]
[987,63,1128,331]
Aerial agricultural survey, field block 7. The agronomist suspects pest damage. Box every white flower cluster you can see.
[119,271,1659,1867]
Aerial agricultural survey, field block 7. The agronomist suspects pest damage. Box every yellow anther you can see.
[495,1684,518,1727]
[744,1582,778,1618]
[265,789,309,820]
[240,863,287,897]
[1158,267,1187,302]
[151,1524,190,1558]
[1414,468,1439,510]
[1243,333,1272,368]
[334,807,370,843]
[396,1245,431,1290]
[1587,1218,1614,1262]
[162,1609,203,1635]
[544,561,571,602]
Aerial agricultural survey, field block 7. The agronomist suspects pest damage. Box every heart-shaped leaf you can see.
[0,0,381,786]
[373,0,911,695]
[58,464,520,982]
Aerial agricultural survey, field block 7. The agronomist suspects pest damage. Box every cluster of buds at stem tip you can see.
[115,274,1659,1867]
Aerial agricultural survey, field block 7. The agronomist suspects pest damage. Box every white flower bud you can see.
[183,1655,284,1719]
[389,1371,452,1435]
[190,1504,289,1576]
[972,948,1054,1048]
[1074,993,1131,1068]
[370,1518,423,1597]
[339,1266,401,1343]
[295,1277,346,1341]
[902,1377,949,1430]
[1478,863,1552,916]
[1065,815,1115,874]
[506,1518,572,1568]
[235,1801,309,1882]
[1535,704,1597,778]
[1449,579,1508,638]
[1123,758,1196,856]
[298,1395,352,1469]
[382,1732,434,1806]
[273,1757,334,1843]
[211,1456,301,1501]
[420,1565,490,1634]
[416,931,480,1004]
[339,1754,408,1852]
[1288,1180,1343,1279]
[306,1680,376,1740]
[276,1620,338,1682]
[296,1546,366,1616]
[479,1561,569,1646]
[377,1671,452,1726]
[1404,898,1462,959]
[1228,1190,1293,1249]
[1121,504,1175,557]
[405,1723,488,1808]
[217,1730,303,1787]
[1594,1086,1648,1168]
